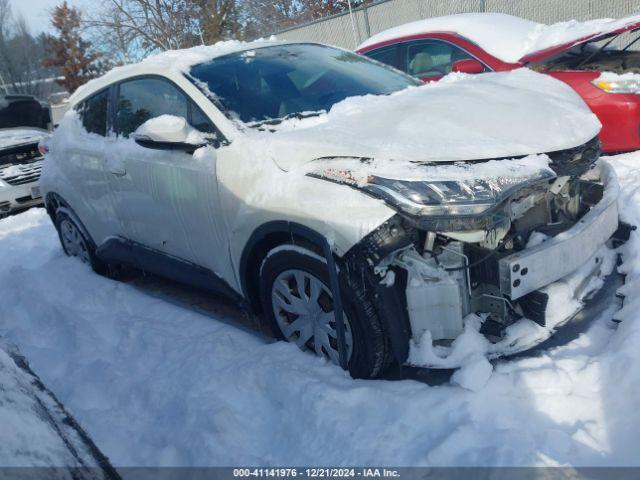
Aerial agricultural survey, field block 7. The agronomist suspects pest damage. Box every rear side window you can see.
[364,45,401,70]
[81,90,109,136]
[115,78,188,137]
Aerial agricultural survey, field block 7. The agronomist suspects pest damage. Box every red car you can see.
[357,13,640,153]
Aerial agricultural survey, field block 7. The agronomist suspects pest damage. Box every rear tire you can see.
[259,245,389,378]
[55,211,109,275]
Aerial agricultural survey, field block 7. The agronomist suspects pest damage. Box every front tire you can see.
[259,245,389,378]
[55,211,108,275]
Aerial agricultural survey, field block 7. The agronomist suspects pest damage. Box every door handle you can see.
[110,167,126,177]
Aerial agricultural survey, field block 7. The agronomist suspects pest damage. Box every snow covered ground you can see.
[1,153,640,467]
[0,338,117,477]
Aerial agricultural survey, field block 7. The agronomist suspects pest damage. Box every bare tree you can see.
[81,0,371,66]
[86,0,200,61]
[241,0,372,39]
[190,0,239,44]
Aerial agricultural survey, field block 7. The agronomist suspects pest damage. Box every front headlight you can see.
[307,163,556,218]
[592,76,640,94]
[363,174,555,217]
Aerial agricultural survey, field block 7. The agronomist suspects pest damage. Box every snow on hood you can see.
[358,13,640,64]
[0,128,49,151]
[246,69,600,172]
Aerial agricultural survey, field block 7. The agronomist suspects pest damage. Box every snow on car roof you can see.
[358,13,640,64]
[70,38,290,104]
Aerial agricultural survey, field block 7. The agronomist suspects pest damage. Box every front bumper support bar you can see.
[499,162,620,300]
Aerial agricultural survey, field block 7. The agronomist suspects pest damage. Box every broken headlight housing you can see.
[363,175,558,217]
[308,166,556,218]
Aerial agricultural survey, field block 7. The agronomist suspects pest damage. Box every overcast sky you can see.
[10,0,86,34]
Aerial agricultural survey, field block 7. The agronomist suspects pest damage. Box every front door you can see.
[105,76,232,281]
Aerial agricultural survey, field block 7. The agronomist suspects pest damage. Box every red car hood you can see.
[520,15,640,64]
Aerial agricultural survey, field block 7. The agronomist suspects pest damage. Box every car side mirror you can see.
[132,115,210,153]
[451,58,485,74]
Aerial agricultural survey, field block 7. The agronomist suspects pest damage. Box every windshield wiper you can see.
[576,35,619,69]
[248,111,325,128]
[623,31,640,51]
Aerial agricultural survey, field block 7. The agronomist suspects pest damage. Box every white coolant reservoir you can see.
[399,247,466,342]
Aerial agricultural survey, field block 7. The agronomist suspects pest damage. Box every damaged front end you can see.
[326,138,625,368]
[0,140,45,215]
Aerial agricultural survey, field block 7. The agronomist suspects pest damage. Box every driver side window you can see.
[115,78,189,137]
[115,77,219,140]
[405,40,478,78]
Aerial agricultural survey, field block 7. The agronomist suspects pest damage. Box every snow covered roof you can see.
[358,13,640,63]
[70,38,289,104]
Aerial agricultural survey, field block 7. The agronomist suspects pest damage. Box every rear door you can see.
[106,76,230,276]
[63,88,123,245]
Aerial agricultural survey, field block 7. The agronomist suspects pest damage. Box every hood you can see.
[251,69,600,172]
[520,15,640,64]
[0,128,49,151]
[357,13,640,65]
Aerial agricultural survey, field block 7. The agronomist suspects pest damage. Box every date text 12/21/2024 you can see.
[233,469,400,478]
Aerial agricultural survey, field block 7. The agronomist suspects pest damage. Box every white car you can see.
[0,96,51,216]
[41,40,622,378]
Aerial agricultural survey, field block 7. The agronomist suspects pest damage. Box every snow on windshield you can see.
[359,13,640,63]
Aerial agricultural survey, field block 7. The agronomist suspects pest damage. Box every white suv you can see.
[41,41,621,378]
[0,95,51,216]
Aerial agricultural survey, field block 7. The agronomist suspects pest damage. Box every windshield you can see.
[189,43,421,125]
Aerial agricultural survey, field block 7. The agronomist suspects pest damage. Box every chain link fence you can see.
[275,0,640,50]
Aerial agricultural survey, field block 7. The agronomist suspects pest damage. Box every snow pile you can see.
[247,69,599,170]
[0,164,23,177]
[2,154,640,466]
[359,13,640,63]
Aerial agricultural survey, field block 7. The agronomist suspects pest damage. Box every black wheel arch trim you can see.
[239,221,336,310]
[44,192,97,250]
[240,220,350,370]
